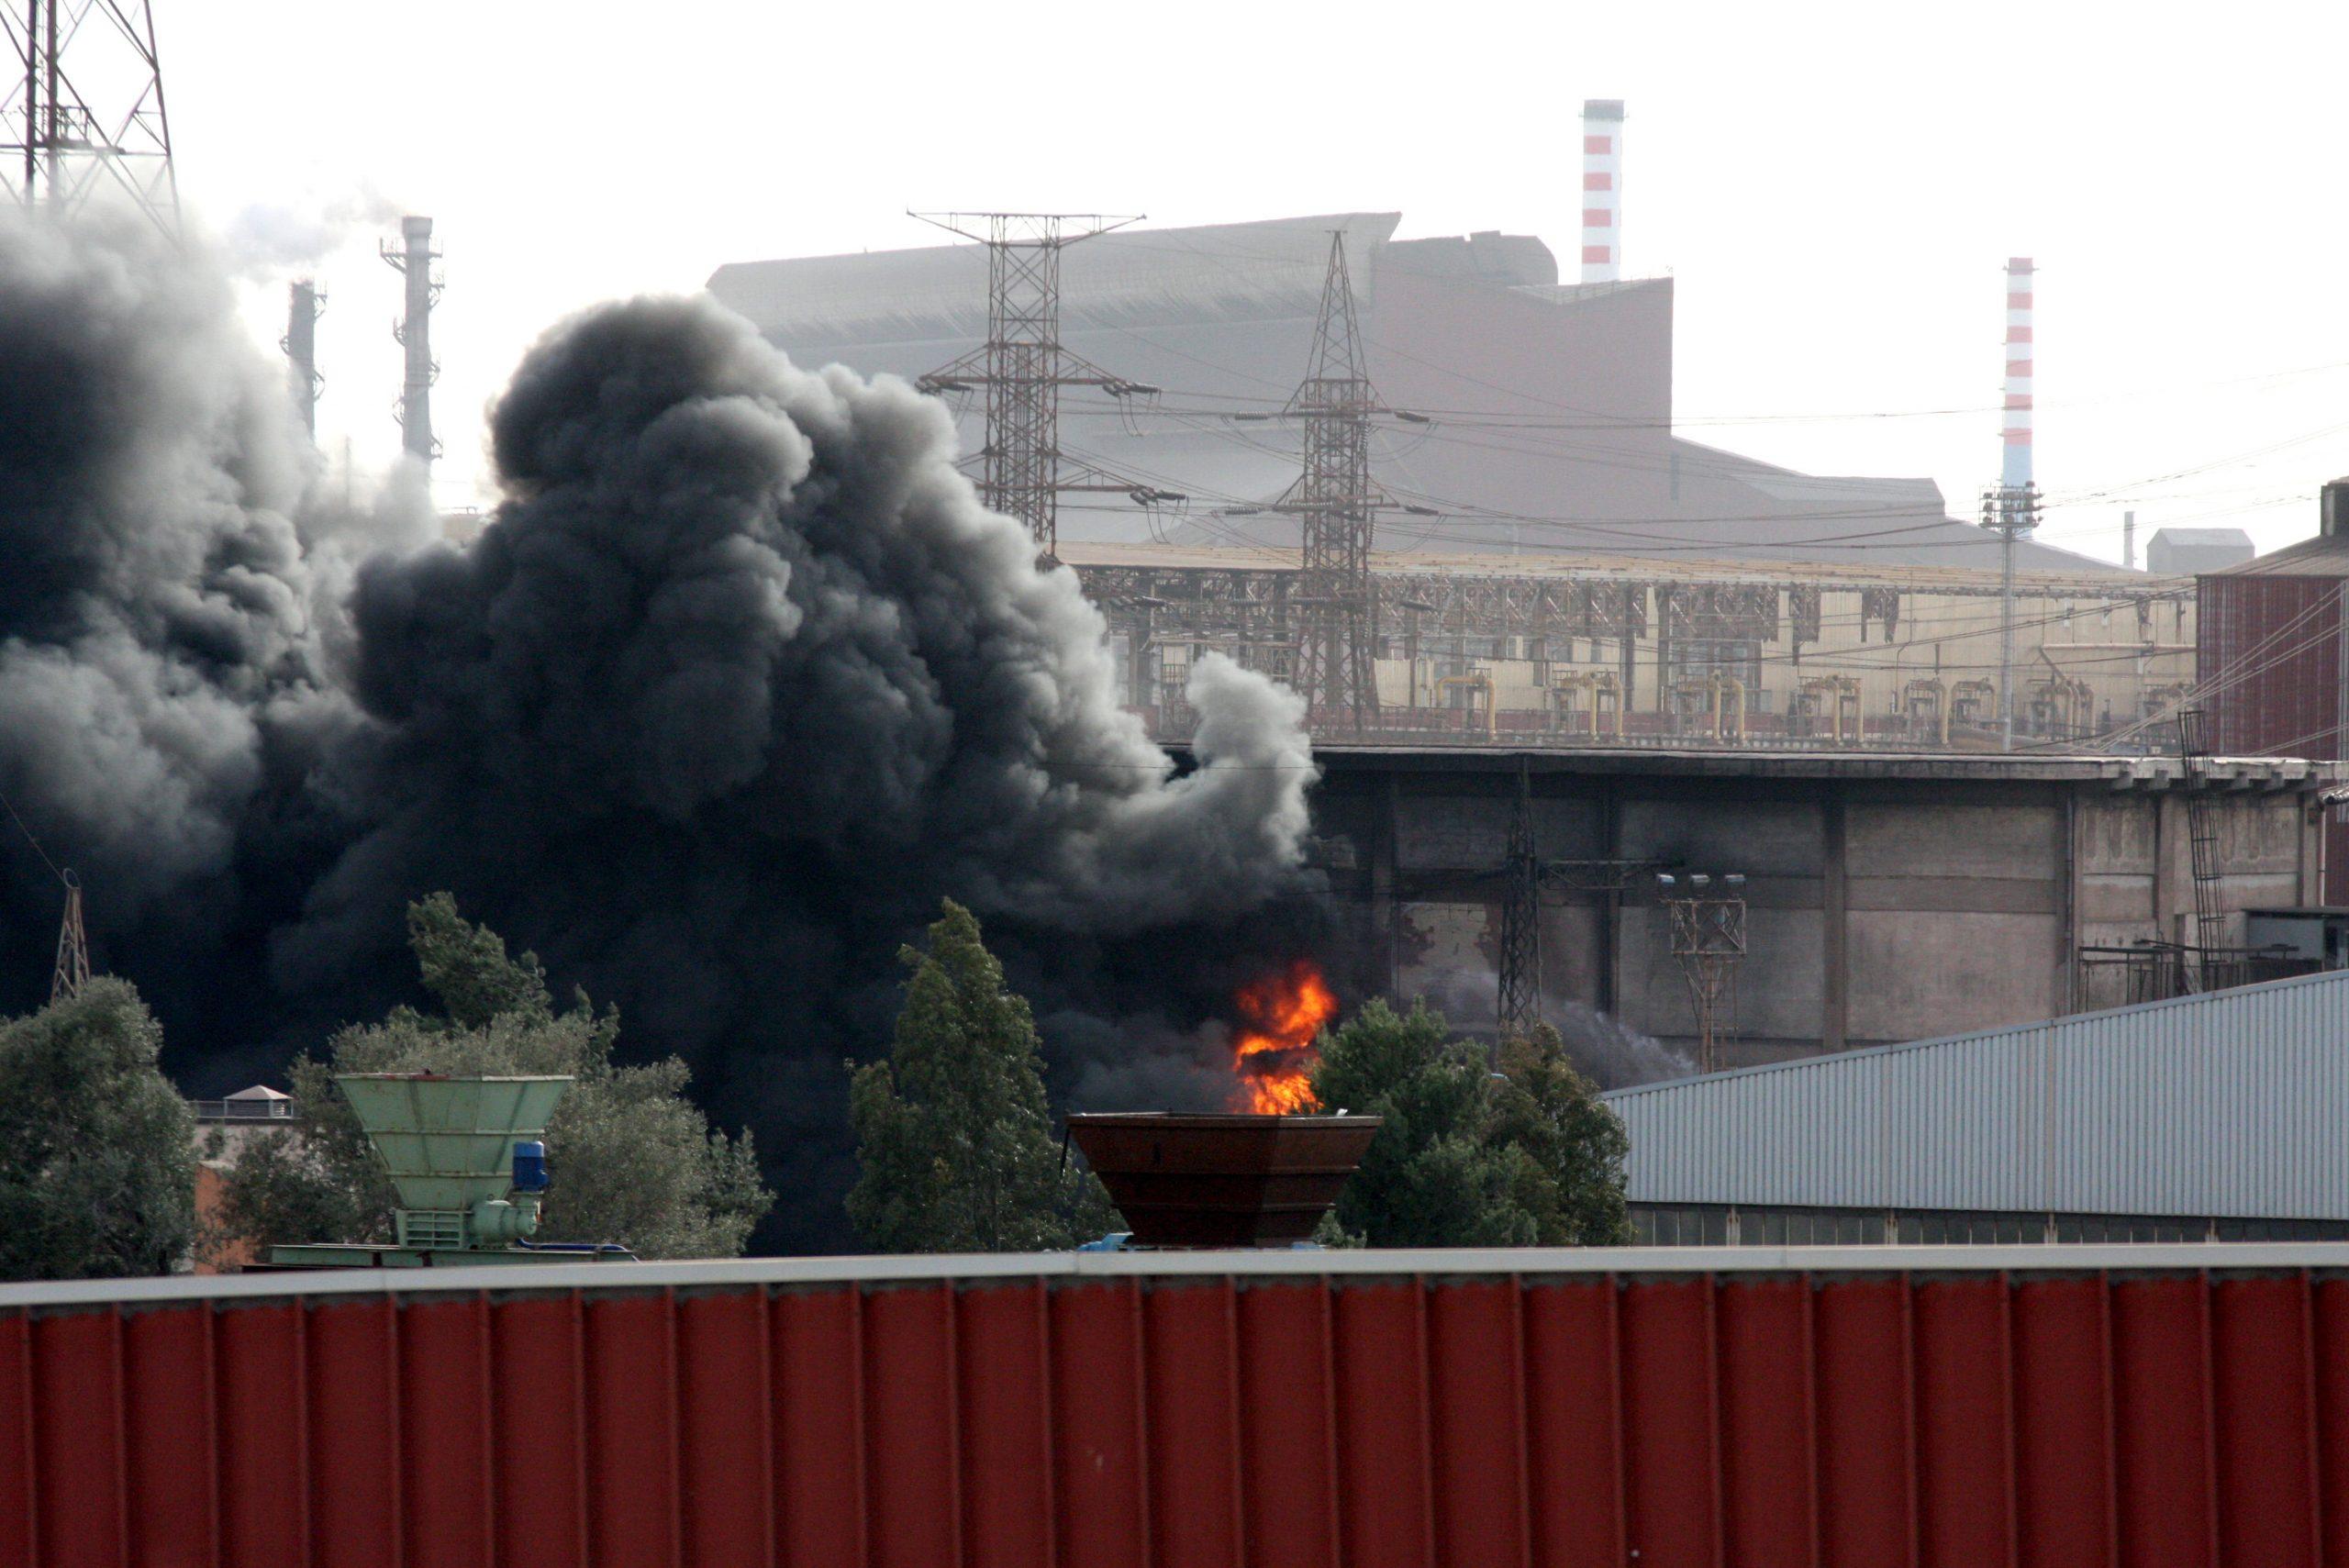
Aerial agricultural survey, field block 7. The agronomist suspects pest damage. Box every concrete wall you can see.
[1319,752,2327,1073]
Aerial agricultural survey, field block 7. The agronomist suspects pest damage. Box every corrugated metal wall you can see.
[2199,572,2348,902]
[6,1251,2349,1568]
[1609,968,2349,1218]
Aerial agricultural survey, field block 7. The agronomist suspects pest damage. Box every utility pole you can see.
[1277,232,1385,732]
[1658,872,1745,1073]
[282,278,325,439]
[912,212,1175,560]
[1,0,179,239]
[382,217,441,468]
[1497,759,1541,1040]
[50,870,87,1003]
[1984,257,2038,752]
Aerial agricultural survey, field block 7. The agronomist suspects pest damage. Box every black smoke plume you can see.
[0,213,1319,1250]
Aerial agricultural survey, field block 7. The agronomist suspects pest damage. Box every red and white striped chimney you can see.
[1580,100,1625,284]
[2002,257,2033,488]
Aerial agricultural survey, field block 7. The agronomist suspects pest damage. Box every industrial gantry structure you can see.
[911,212,1176,560]
[0,0,178,238]
[1278,233,1386,732]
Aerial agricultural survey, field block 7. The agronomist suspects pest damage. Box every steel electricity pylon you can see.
[1,0,179,239]
[1276,232,1385,732]
[1497,762,1542,1039]
[912,212,1175,559]
[50,869,87,1003]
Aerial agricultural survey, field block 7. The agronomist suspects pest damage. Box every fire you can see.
[1228,960,1338,1115]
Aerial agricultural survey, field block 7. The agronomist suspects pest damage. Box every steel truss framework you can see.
[1,0,176,238]
[50,870,86,1003]
[1665,889,1745,1073]
[1278,233,1385,731]
[1074,560,2182,744]
[913,213,1173,558]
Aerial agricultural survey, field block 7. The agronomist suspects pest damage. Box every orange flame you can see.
[1229,960,1337,1115]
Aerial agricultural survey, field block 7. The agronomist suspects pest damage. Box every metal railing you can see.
[2076,942,2321,1006]
[188,1098,297,1123]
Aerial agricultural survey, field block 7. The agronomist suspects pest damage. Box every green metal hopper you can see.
[265,1073,634,1270]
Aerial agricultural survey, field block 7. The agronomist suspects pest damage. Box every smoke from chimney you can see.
[0,211,1319,1249]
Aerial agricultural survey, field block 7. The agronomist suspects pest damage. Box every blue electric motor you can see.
[512,1140,551,1194]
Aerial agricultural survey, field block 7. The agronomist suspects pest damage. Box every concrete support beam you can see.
[1823,795,1848,1051]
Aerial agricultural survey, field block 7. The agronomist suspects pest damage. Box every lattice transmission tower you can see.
[1,0,178,239]
[912,212,1174,559]
[1497,762,1542,1038]
[1276,233,1385,731]
[50,869,87,1003]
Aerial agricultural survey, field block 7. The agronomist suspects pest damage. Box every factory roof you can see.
[1060,539,2177,596]
[711,213,2124,573]
[1604,968,2349,1220]
[2145,527,2255,573]
[2210,531,2349,577]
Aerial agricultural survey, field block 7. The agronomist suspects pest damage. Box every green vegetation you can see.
[218,894,771,1259]
[847,900,1113,1251]
[1310,1000,1629,1248]
[0,978,195,1281]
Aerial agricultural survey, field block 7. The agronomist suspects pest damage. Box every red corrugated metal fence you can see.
[5,1252,2348,1566]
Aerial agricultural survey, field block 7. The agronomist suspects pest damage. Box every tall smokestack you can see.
[2002,257,2033,489]
[382,215,440,466]
[282,278,323,439]
[1580,100,1624,284]
[2123,509,2136,570]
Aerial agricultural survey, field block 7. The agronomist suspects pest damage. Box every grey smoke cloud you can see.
[0,218,1319,1248]
[222,184,405,276]
[0,207,360,909]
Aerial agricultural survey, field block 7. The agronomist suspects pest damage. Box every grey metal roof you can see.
[1604,968,2349,1220]
[707,212,2128,573]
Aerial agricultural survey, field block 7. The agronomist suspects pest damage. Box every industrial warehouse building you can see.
[1605,966,2349,1244]
[712,212,2185,747]
[2200,478,2349,899]
[1308,745,2333,1069]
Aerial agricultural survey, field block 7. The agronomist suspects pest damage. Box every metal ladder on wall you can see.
[2177,707,2226,990]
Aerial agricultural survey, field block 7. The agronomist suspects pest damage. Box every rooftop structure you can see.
[710,214,2124,573]
[2148,527,2255,573]
[1074,539,2194,749]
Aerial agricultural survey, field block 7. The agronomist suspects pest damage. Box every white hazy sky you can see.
[161,0,2349,562]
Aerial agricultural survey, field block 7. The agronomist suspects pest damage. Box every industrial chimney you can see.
[2124,509,2137,569]
[1580,99,1624,284]
[381,216,441,466]
[2002,258,2033,490]
[281,278,323,439]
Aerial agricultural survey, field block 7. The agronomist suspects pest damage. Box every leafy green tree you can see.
[847,900,1113,1251]
[1309,1001,1629,1248]
[1489,1025,1631,1245]
[0,978,195,1281]
[218,894,771,1259]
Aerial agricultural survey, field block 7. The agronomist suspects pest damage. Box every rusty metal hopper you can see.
[1066,1113,1383,1248]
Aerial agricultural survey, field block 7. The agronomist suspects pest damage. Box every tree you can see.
[1489,1025,1632,1245]
[218,895,771,1259]
[847,900,1113,1251]
[0,978,195,1281]
[1309,1001,1630,1248]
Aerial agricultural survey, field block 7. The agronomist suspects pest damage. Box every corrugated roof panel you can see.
[1605,968,2349,1219]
